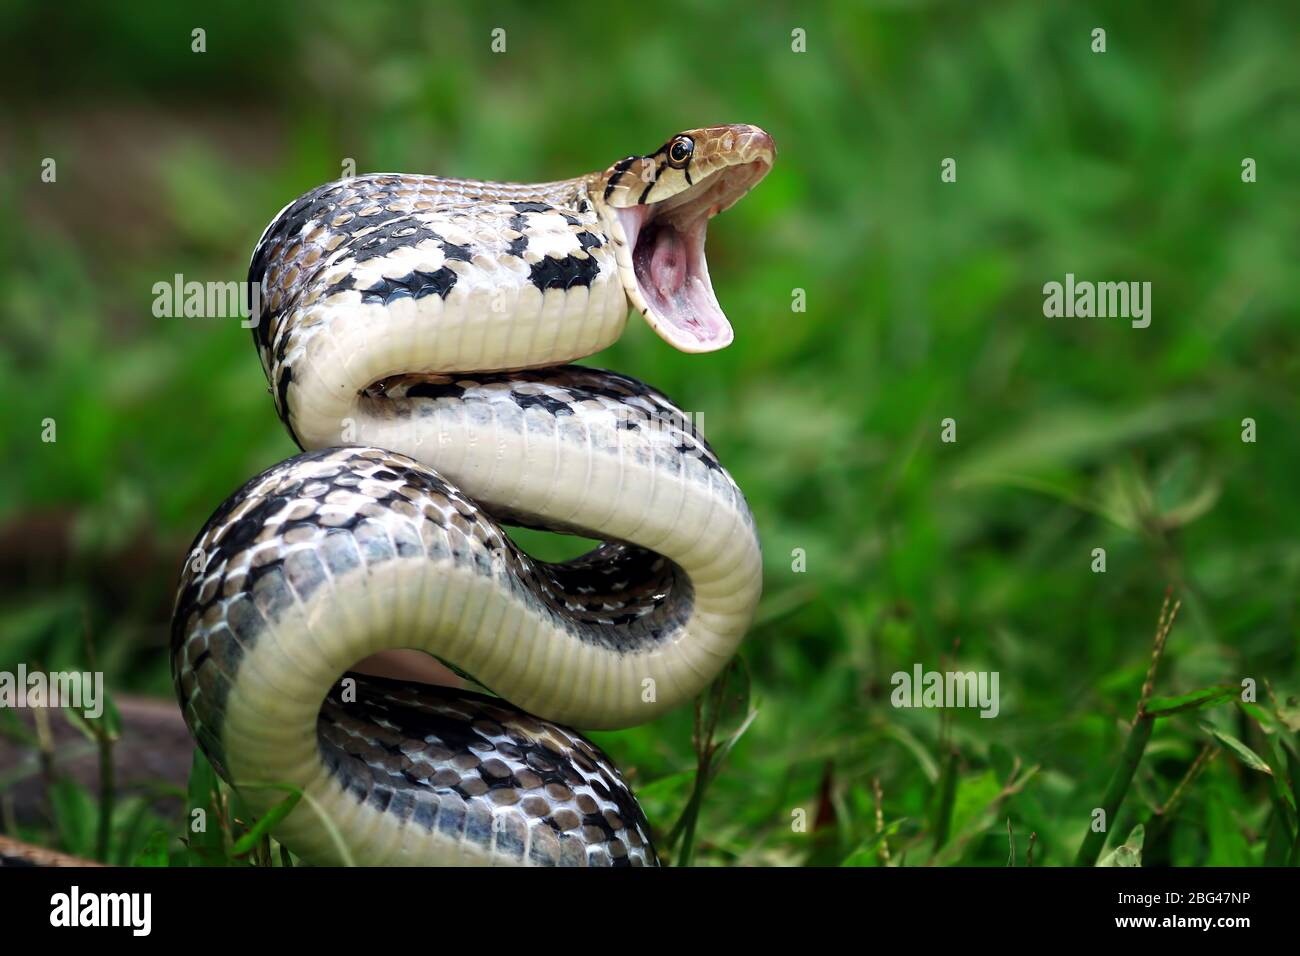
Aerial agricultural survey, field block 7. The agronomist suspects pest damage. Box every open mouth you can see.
[615,158,771,353]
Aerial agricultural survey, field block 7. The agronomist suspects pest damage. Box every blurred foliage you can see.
[1,0,1298,866]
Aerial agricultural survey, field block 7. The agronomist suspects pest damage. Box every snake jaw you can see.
[596,124,774,353]
[616,204,729,352]
[611,152,772,353]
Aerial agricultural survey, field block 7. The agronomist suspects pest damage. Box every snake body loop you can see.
[171,125,774,866]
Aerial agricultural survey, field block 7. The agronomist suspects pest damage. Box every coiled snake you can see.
[170,125,773,866]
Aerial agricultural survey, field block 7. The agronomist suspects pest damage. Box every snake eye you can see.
[667,136,694,169]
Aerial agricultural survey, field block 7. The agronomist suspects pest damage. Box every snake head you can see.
[595,124,775,353]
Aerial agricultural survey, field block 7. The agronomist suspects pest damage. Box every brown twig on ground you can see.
[0,833,104,867]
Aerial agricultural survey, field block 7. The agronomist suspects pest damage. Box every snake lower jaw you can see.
[627,212,731,353]
[615,156,771,354]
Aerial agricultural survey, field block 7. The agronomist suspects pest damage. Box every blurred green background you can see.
[1,0,1298,866]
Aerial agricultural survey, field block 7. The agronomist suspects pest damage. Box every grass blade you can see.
[1143,685,1237,718]
[1097,824,1145,867]
[1073,715,1154,866]
[130,829,171,867]
[230,790,301,857]
[1203,724,1272,775]
[930,748,959,852]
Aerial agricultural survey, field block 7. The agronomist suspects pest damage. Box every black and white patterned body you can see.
[172,130,772,866]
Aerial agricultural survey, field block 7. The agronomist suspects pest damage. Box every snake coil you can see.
[171,125,774,866]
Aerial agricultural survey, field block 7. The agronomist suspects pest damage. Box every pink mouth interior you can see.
[617,159,770,353]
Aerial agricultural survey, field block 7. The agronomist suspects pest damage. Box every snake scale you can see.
[170,125,774,866]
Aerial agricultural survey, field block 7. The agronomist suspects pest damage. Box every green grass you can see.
[1,0,1298,866]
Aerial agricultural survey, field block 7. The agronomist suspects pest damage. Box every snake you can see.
[170,124,773,866]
